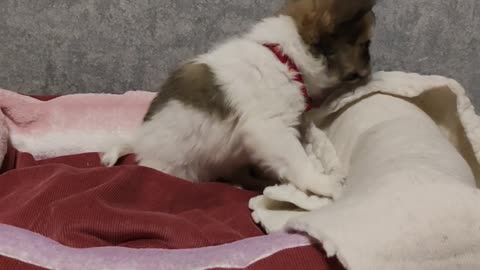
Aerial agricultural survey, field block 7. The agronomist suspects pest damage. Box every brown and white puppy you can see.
[101,0,376,198]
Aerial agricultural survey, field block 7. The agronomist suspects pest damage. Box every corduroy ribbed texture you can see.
[0,146,341,269]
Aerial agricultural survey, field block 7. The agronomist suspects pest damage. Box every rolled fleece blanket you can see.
[250,72,480,270]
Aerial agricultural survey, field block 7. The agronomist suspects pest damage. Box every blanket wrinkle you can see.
[0,113,7,168]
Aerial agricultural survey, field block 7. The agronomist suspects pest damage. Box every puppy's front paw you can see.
[304,174,345,199]
[100,151,118,167]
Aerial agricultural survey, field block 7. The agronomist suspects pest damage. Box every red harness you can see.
[263,43,313,112]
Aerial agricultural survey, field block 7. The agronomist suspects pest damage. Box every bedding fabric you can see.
[0,93,340,269]
[2,71,480,270]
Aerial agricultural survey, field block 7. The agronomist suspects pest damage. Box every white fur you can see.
[101,16,343,197]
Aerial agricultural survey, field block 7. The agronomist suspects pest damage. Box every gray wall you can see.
[1,0,479,104]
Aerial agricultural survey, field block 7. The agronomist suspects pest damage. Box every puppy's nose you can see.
[358,69,370,78]
[343,72,362,82]
[343,69,370,82]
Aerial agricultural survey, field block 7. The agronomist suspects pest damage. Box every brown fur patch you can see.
[279,0,334,44]
[280,0,375,43]
[144,63,232,121]
[280,0,376,84]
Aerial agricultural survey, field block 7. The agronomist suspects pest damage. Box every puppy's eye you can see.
[323,47,335,56]
[315,42,335,57]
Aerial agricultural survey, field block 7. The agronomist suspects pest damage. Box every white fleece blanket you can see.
[250,71,480,270]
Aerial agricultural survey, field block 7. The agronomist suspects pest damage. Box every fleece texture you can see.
[0,90,155,160]
[250,72,480,270]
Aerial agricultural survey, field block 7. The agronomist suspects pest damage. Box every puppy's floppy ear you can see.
[279,0,336,43]
[280,0,376,44]
[330,0,376,26]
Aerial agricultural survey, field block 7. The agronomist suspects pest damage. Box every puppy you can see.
[101,0,376,198]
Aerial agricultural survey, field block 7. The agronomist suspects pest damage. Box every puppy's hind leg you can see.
[100,141,133,167]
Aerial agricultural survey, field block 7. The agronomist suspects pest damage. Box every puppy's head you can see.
[281,0,376,87]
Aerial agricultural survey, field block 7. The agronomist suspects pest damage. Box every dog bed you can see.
[1,71,480,270]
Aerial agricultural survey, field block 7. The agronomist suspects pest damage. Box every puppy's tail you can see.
[100,138,133,167]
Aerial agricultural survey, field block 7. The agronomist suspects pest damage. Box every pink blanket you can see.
[0,89,154,162]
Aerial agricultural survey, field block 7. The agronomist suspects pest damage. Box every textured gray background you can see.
[1,0,479,104]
